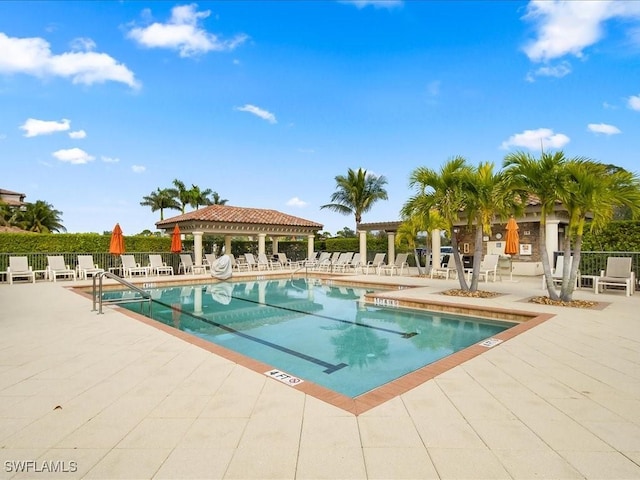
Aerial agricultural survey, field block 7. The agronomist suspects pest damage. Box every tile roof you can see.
[156,205,323,229]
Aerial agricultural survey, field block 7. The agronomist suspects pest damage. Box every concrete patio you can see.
[0,271,639,479]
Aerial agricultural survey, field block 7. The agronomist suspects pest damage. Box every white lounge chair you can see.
[47,255,77,282]
[257,253,277,270]
[276,252,302,269]
[121,255,148,277]
[379,253,409,276]
[431,254,457,279]
[542,255,575,289]
[313,252,332,271]
[595,257,635,296]
[178,254,206,274]
[77,255,104,280]
[344,253,362,273]
[364,253,386,275]
[148,254,173,276]
[204,254,217,272]
[467,254,500,283]
[7,256,35,284]
[333,252,355,272]
[244,253,259,270]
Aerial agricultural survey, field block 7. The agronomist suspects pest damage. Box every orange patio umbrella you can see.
[170,224,182,253]
[504,217,519,281]
[109,223,125,255]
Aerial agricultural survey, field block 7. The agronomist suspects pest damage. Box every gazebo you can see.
[156,205,323,269]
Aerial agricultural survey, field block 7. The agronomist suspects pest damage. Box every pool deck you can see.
[1,271,639,479]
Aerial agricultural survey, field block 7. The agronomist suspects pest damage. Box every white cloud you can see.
[500,128,570,150]
[526,61,572,81]
[523,1,640,63]
[628,94,640,110]
[20,118,70,137]
[52,147,94,164]
[131,165,146,173]
[127,4,248,57]
[340,0,403,9]
[235,104,277,123]
[587,123,621,135]
[101,156,120,163]
[286,197,307,207]
[0,32,139,88]
[69,130,86,139]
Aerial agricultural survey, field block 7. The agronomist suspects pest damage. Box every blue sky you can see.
[1,1,639,235]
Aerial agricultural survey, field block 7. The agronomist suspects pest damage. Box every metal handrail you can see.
[92,271,152,314]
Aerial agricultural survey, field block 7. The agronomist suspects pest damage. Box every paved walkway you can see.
[0,272,639,479]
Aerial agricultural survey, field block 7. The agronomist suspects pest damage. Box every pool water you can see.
[104,279,513,398]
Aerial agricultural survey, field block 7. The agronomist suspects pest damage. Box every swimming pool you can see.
[104,278,515,398]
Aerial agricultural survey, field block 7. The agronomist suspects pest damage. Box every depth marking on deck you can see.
[478,338,503,348]
[265,369,304,386]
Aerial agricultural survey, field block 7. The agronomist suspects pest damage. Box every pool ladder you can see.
[92,271,153,314]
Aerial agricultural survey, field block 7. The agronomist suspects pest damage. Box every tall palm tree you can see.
[188,185,214,210]
[558,159,640,301]
[210,192,228,205]
[397,210,447,276]
[502,150,570,301]
[14,200,65,233]
[140,188,181,221]
[321,168,388,231]
[172,179,192,214]
[402,157,473,289]
[463,162,525,290]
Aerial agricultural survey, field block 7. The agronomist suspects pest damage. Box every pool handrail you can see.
[92,270,152,314]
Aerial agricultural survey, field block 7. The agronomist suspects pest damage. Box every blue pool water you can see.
[104,279,513,397]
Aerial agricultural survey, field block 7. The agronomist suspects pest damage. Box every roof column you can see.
[358,230,367,265]
[387,231,396,265]
[224,235,232,257]
[307,234,315,260]
[193,231,203,267]
[258,233,266,255]
[432,229,442,269]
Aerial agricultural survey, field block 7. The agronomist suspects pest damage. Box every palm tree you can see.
[140,188,181,221]
[172,179,192,214]
[463,162,525,290]
[402,157,474,289]
[502,150,571,301]
[558,159,640,301]
[188,185,214,210]
[321,168,388,231]
[210,192,228,205]
[396,210,447,276]
[14,200,65,233]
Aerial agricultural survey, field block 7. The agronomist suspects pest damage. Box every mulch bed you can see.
[442,289,598,309]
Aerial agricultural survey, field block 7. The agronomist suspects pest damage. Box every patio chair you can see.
[204,254,217,272]
[379,253,409,276]
[313,252,332,271]
[77,255,104,280]
[431,254,457,279]
[47,255,77,282]
[244,253,259,270]
[302,251,319,268]
[121,255,148,277]
[7,256,35,284]
[542,255,576,289]
[333,252,355,272]
[148,254,174,276]
[595,257,635,296]
[344,252,362,273]
[228,254,250,272]
[364,253,386,275]
[467,254,500,283]
[276,252,302,270]
[178,254,206,274]
[257,253,277,270]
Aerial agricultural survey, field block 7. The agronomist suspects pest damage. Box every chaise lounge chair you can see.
[121,255,148,277]
[7,256,35,284]
[364,253,386,275]
[379,253,409,276]
[47,255,77,282]
[77,255,104,280]
[595,257,635,296]
[148,254,174,276]
[467,254,500,283]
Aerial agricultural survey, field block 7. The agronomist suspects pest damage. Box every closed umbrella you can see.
[170,224,182,253]
[109,223,125,254]
[504,217,519,281]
